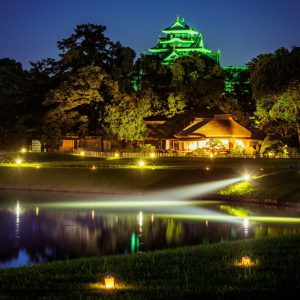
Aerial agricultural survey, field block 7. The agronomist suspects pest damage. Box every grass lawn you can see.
[0,235,299,299]
[0,153,299,299]
[0,152,299,203]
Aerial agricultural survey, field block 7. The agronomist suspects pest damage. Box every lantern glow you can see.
[241,256,251,267]
[104,275,115,289]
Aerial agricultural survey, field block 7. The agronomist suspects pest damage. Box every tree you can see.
[57,23,136,86]
[104,94,152,141]
[57,24,111,72]
[219,68,255,127]
[135,54,224,119]
[0,58,28,149]
[269,82,300,147]
[249,47,300,148]
[44,65,120,145]
[169,54,224,115]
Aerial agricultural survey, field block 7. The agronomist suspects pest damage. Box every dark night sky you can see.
[1,0,300,69]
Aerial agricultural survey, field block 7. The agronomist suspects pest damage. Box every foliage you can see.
[192,148,209,156]
[229,145,244,156]
[218,181,255,196]
[104,94,151,141]
[249,47,300,147]
[0,58,29,149]
[44,65,119,139]
[169,54,224,114]
[206,139,226,153]
[218,205,249,217]
[140,144,156,153]
[245,146,255,156]
[259,136,285,154]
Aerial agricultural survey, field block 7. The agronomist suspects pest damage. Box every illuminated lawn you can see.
[0,152,299,203]
[0,235,299,299]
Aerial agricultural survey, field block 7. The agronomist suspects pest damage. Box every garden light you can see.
[138,160,145,167]
[241,256,252,267]
[150,152,155,158]
[21,147,27,153]
[243,218,249,228]
[16,158,22,165]
[209,153,214,158]
[80,151,85,156]
[91,165,96,170]
[205,167,210,171]
[104,275,115,289]
[114,152,120,158]
[243,174,250,181]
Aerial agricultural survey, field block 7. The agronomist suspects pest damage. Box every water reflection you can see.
[0,195,299,269]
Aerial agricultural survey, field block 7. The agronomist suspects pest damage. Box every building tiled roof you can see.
[145,120,178,139]
[175,115,252,139]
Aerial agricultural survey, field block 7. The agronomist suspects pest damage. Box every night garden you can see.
[0,1,300,299]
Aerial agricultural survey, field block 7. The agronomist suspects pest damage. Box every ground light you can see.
[138,160,145,167]
[241,256,251,267]
[20,147,27,153]
[234,256,257,268]
[80,151,85,156]
[15,158,22,165]
[243,174,250,181]
[104,275,115,289]
[150,152,155,158]
[114,153,120,158]
[91,165,96,170]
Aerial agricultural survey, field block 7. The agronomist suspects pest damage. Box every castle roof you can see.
[162,16,199,34]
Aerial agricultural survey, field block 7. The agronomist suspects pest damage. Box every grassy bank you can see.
[0,153,299,203]
[0,235,299,299]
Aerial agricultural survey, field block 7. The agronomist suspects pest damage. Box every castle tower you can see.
[148,16,220,64]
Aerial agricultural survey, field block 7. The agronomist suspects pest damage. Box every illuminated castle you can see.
[148,16,220,64]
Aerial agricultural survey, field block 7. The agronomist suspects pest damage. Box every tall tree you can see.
[57,24,136,83]
[104,94,152,141]
[249,47,300,147]
[0,58,28,149]
[169,54,224,115]
[44,65,120,146]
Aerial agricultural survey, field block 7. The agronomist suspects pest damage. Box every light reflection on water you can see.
[0,191,299,268]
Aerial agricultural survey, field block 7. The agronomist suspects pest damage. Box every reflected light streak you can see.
[243,218,249,238]
[15,201,20,246]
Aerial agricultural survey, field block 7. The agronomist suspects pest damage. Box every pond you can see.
[0,190,300,268]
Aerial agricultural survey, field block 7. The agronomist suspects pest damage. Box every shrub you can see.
[192,148,209,157]
[229,145,244,157]
[140,144,156,153]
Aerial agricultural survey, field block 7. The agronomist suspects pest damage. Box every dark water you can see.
[0,190,299,268]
